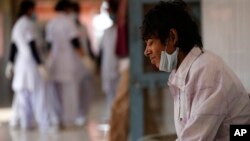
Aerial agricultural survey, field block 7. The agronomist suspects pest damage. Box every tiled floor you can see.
[0,121,109,141]
[0,77,177,141]
[0,94,109,141]
[0,75,111,141]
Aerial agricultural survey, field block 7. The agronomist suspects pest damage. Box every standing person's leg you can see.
[104,78,119,121]
[61,82,79,127]
[32,85,46,130]
[46,82,61,129]
[54,82,63,124]
[110,78,119,116]
[77,73,94,125]
[9,93,20,128]
[18,89,34,129]
[34,82,60,131]
[82,75,94,119]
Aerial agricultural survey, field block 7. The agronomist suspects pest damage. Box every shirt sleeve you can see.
[9,42,18,63]
[29,40,42,65]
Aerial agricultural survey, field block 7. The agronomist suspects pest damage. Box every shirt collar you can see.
[168,47,203,90]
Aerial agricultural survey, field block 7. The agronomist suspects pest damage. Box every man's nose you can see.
[144,49,148,57]
[144,47,150,57]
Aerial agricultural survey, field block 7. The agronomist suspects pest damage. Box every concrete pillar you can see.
[0,0,18,107]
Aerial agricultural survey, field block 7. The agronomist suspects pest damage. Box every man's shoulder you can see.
[193,50,224,68]
[187,50,226,82]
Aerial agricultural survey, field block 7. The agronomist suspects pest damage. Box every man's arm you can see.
[29,40,42,65]
[177,97,226,141]
[177,67,227,141]
[9,42,17,63]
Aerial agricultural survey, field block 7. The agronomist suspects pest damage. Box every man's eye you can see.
[147,40,153,46]
[149,41,153,46]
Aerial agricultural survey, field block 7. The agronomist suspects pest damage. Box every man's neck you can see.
[176,50,187,70]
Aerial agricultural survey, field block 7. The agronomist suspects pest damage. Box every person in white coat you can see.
[70,2,96,126]
[5,0,48,130]
[142,1,250,140]
[45,0,85,128]
[99,1,120,121]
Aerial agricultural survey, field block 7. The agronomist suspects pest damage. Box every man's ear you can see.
[169,28,178,46]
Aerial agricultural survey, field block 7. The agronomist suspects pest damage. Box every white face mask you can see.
[159,47,179,72]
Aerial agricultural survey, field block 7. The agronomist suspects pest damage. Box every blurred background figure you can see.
[45,0,85,128]
[69,1,96,127]
[106,0,130,141]
[99,0,130,140]
[99,0,120,122]
[5,0,49,130]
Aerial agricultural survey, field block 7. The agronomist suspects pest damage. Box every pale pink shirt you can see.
[168,47,250,141]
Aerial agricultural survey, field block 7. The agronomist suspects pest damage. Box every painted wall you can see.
[0,0,102,106]
[202,0,250,92]
[0,0,15,107]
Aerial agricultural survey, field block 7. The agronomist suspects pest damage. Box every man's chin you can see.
[155,63,159,69]
[150,60,159,68]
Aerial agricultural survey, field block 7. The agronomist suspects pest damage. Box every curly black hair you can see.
[141,0,202,54]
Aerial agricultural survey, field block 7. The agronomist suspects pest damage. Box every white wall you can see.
[202,0,250,92]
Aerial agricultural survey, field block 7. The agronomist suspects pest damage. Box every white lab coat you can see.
[76,23,95,121]
[11,16,40,93]
[10,16,59,129]
[101,25,119,94]
[46,13,84,82]
[100,25,120,119]
[46,13,83,125]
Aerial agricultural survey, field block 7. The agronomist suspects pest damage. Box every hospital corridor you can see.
[1,0,250,141]
[0,87,112,141]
